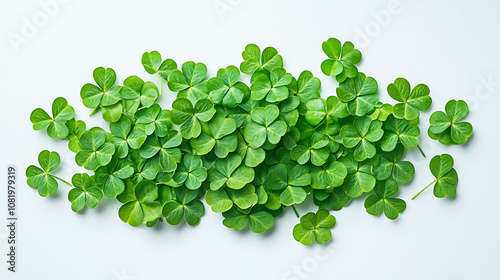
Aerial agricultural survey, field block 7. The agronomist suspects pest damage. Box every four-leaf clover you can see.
[293,209,336,245]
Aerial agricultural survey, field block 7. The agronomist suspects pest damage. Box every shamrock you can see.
[168,61,209,103]
[68,173,103,212]
[291,132,330,166]
[279,95,300,127]
[75,129,115,170]
[369,102,393,121]
[268,164,311,206]
[237,134,266,168]
[313,187,350,211]
[310,160,347,189]
[250,67,292,102]
[305,96,347,135]
[66,119,86,152]
[128,150,161,183]
[336,73,379,116]
[190,114,238,158]
[171,98,216,139]
[120,76,159,115]
[95,157,134,198]
[141,51,177,81]
[208,154,255,190]
[205,184,258,212]
[321,38,362,83]
[243,105,287,148]
[139,131,183,172]
[339,154,376,197]
[207,66,250,108]
[412,154,458,199]
[428,99,473,145]
[288,70,321,113]
[222,205,274,233]
[380,115,420,152]
[26,150,71,197]
[80,67,121,110]
[30,97,75,139]
[162,187,205,226]
[172,154,207,190]
[372,144,415,184]
[364,179,406,220]
[240,44,283,74]
[118,180,162,226]
[134,104,172,136]
[340,116,384,161]
[388,77,431,121]
[293,209,336,245]
[110,116,147,158]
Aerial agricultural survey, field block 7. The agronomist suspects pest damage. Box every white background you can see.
[0,0,499,279]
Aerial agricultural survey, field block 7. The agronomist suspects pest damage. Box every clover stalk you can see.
[51,175,73,186]
[157,74,163,95]
[411,179,437,200]
[291,205,300,218]
[417,145,426,157]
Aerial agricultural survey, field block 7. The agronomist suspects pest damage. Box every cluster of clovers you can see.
[27,37,473,245]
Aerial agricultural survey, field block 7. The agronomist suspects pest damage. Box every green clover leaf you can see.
[30,97,75,139]
[412,154,458,199]
[68,173,103,212]
[336,73,379,116]
[222,206,274,233]
[75,129,116,170]
[293,209,336,245]
[110,116,147,158]
[364,179,406,220]
[240,44,283,74]
[128,150,161,183]
[134,104,172,137]
[119,180,162,226]
[369,102,393,121]
[243,105,287,148]
[321,38,361,82]
[372,144,415,184]
[340,116,384,161]
[26,150,72,197]
[291,132,330,166]
[206,184,258,212]
[388,77,432,121]
[139,131,182,172]
[162,187,205,226]
[141,51,177,80]
[66,119,87,152]
[339,154,376,197]
[168,61,209,103]
[191,114,238,157]
[268,164,311,206]
[313,187,350,211]
[250,68,292,102]
[310,160,347,189]
[95,157,134,198]
[305,96,347,135]
[380,115,420,152]
[208,66,250,108]
[172,154,207,190]
[120,76,159,115]
[237,134,266,168]
[171,98,216,139]
[288,71,322,114]
[428,99,473,145]
[80,67,121,109]
[208,154,255,191]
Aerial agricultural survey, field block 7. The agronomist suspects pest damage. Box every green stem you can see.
[417,145,426,158]
[89,107,100,117]
[291,205,299,218]
[411,179,437,200]
[157,74,163,95]
[52,175,72,186]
